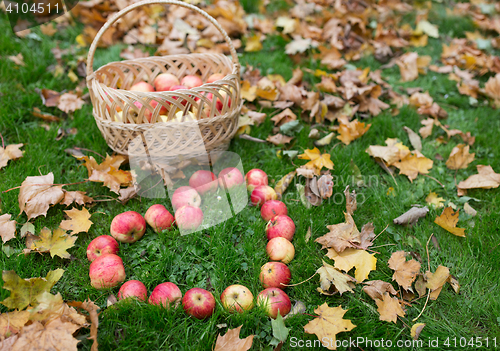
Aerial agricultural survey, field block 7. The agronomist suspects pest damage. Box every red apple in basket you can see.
[144,204,174,232]
[259,261,291,289]
[266,237,295,264]
[220,284,254,313]
[189,170,218,195]
[149,282,183,308]
[218,167,244,190]
[175,205,204,232]
[169,85,189,106]
[251,185,277,207]
[182,288,216,319]
[118,280,148,301]
[181,75,203,89]
[86,235,119,262]
[154,73,180,92]
[245,169,268,192]
[130,81,154,92]
[266,215,295,241]
[207,73,225,83]
[257,288,291,319]
[261,200,288,222]
[89,254,126,289]
[110,211,147,243]
[171,186,201,211]
[144,100,168,122]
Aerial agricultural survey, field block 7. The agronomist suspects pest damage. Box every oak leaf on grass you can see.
[303,303,356,350]
[434,207,465,237]
[0,144,24,169]
[388,251,421,290]
[18,173,65,220]
[24,227,78,259]
[59,208,93,234]
[1,269,64,310]
[326,248,377,283]
[0,214,16,243]
[214,325,254,351]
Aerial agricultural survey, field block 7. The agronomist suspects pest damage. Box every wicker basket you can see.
[86,0,241,160]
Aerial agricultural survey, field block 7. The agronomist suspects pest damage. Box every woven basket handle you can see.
[86,0,240,78]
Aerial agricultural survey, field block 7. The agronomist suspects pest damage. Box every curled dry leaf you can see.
[214,325,254,351]
[388,251,421,290]
[484,73,500,108]
[58,93,85,114]
[303,303,356,351]
[457,165,500,195]
[403,126,422,151]
[59,208,93,234]
[393,206,429,225]
[366,138,410,166]
[315,212,360,252]
[317,174,333,199]
[18,172,65,220]
[296,166,315,179]
[305,177,322,206]
[434,207,465,237]
[271,108,297,126]
[411,323,426,340]
[362,280,398,301]
[314,132,335,147]
[246,111,266,125]
[0,144,24,169]
[0,214,16,244]
[326,248,377,283]
[274,171,296,200]
[316,261,356,295]
[67,299,100,351]
[445,144,475,170]
[76,154,132,194]
[60,190,93,207]
[344,186,357,215]
[267,133,294,146]
[396,52,419,82]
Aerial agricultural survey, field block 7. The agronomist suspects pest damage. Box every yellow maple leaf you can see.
[375,293,405,323]
[214,325,254,351]
[393,151,433,182]
[445,144,475,170]
[241,80,257,102]
[59,208,93,234]
[298,147,334,175]
[316,261,356,295]
[1,269,64,310]
[425,265,454,300]
[337,119,371,145]
[326,248,377,283]
[388,251,421,290]
[244,34,263,52]
[303,303,356,350]
[26,228,78,259]
[425,192,445,208]
[434,207,465,237]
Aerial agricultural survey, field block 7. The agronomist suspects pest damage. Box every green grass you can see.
[1,3,500,351]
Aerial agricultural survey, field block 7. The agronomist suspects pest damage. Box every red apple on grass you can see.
[149,282,183,308]
[245,169,268,192]
[257,288,291,319]
[259,262,291,289]
[261,200,288,221]
[207,73,225,83]
[144,204,174,232]
[182,288,215,319]
[154,73,180,91]
[175,205,204,232]
[266,237,295,264]
[220,284,254,313]
[118,280,148,301]
[266,215,295,241]
[251,185,277,207]
[130,81,154,92]
[86,235,119,262]
[89,254,126,289]
[189,170,218,195]
[171,186,201,211]
[110,211,146,243]
[218,167,244,190]
[181,75,203,88]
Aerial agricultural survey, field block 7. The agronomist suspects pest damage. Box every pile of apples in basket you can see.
[87,168,296,319]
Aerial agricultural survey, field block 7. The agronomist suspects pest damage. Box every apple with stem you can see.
[89,254,126,289]
[266,215,295,241]
[149,282,183,308]
[86,235,119,262]
[182,288,216,319]
[171,186,201,211]
[110,211,146,243]
[259,261,291,289]
[189,170,218,195]
[257,288,291,319]
[144,204,174,232]
[118,280,147,301]
[245,169,268,192]
[261,200,287,222]
[251,185,277,207]
[220,284,254,313]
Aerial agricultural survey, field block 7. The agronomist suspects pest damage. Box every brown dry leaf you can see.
[296,166,315,178]
[446,144,475,170]
[403,126,422,151]
[267,134,293,146]
[411,323,426,340]
[18,172,65,220]
[8,53,25,67]
[425,265,451,300]
[366,138,410,166]
[0,311,30,338]
[271,108,297,126]
[76,154,132,194]
[303,303,356,350]
[214,325,254,351]
[393,206,429,225]
[434,207,465,237]
[316,76,337,93]
[337,120,371,145]
[388,251,421,290]
[39,89,61,107]
[32,108,60,122]
[285,36,315,55]
[409,92,434,108]
[246,111,266,126]
[274,171,296,200]
[317,174,333,199]
[67,299,100,351]
[393,151,433,182]
[0,144,24,169]
[362,280,398,301]
[419,118,435,138]
[12,318,80,351]
[120,47,149,60]
[305,177,322,206]
[60,191,93,207]
[0,214,16,244]
[326,248,377,283]
[40,23,57,36]
[315,212,360,252]
[484,73,500,107]
[118,186,138,204]
[457,165,500,195]
[1,269,64,310]
[25,227,78,259]
[344,186,356,216]
[316,261,356,296]
[59,208,93,234]
[375,293,405,323]
[359,223,376,250]
[298,148,334,176]
[396,52,419,82]
[57,93,85,114]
